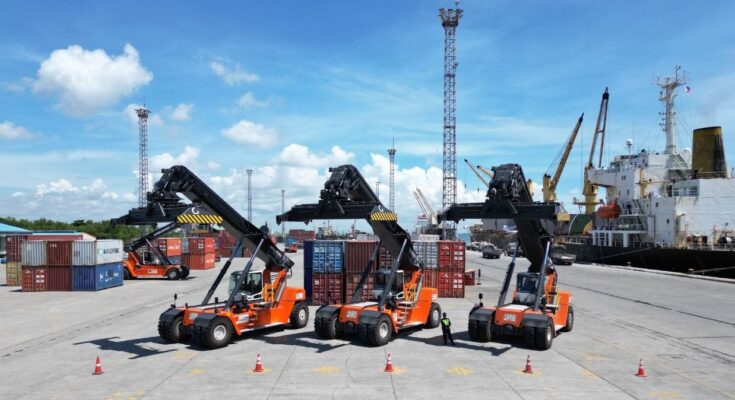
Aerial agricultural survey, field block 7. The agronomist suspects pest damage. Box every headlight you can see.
[346,311,358,319]
[188,312,199,320]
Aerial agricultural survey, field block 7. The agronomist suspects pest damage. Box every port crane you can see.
[575,88,609,213]
[543,114,584,202]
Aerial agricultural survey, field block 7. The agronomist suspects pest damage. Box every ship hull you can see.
[562,241,735,279]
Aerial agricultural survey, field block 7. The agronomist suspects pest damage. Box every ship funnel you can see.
[692,126,727,179]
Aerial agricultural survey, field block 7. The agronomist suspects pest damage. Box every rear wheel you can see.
[289,302,309,329]
[468,320,478,341]
[425,303,441,328]
[534,320,554,350]
[365,314,392,347]
[180,266,190,279]
[199,317,233,349]
[123,268,131,280]
[158,315,190,343]
[166,268,180,280]
[476,320,492,342]
[522,326,535,348]
[314,313,338,339]
[561,305,574,332]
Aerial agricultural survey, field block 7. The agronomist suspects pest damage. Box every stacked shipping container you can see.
[310,241,344,305]
[288,229,316,246]
[71,240,124,291]
[437,241,466,298]
[183,237,216,269]
[155,238,182,264]
[5,235,27,286]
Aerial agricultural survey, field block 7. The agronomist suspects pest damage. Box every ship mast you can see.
[656,66,688,155]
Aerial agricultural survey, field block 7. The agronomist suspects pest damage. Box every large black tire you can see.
[314,313,338,339]
[534,319,554,350]
[199,317,234,349]
[166,268,180,280]
[522,326,536,348]
[158,315,190,343]
[357,321,369,343]
[180,266,190,280]
[123,268,131,280]
[476,320,492,342]
[560,305,574,332]
[425,303,441,328]
[468,319,478,341]
[365,314,392,347]
[289,302,309,329]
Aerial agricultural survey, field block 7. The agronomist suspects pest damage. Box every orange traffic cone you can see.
[523,355,533,374]
[384,353,394,373]
[92,356,104,375]
[253,354,264,373]
[635,359,647,377]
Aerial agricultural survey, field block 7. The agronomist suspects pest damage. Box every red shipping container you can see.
[438,268,465,298]
[311,273,344,305]
[422,269,439,289]
[187,237,215,254]
[47,241,73,266]
[378,246,394,268]
[438,241,465,269]
[156,238,182,257]
[220,247,233,258]
[6,235,28,262]
[46,265,72,291]
[464,270,476,286]
[344,241,379,274]
[27,234,82,241]
[186,252,216,270]
[344,273,375,302]
[22,266,48,292]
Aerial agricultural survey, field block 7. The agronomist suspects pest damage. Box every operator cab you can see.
[141,251,162,265]
[229,271,264,302]
[373,270,405,302]
[513,272,540,305]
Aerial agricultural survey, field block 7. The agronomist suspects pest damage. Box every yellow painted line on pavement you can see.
[447,367,473,376]
[188,368,205,376]
[315,366,340,375]
[172,350,197,360]
[650,391,683,399]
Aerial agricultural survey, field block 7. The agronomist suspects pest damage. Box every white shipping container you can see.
[418,234,441,242]
[72,240,125,265]
[22,241,46,266]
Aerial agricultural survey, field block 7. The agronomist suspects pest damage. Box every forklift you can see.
[278,164,441,346]
[440,163,573,350]
[148,166,309,349]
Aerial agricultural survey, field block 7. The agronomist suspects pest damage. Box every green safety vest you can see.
[441,318,451,327]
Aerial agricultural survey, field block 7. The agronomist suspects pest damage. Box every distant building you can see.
[0,223,31,257]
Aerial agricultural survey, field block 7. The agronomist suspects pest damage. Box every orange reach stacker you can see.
[440,163,573,350]
[278,164,441,346]
[144,166,308,349]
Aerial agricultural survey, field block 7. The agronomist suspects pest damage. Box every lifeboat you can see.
[597,201,621,219]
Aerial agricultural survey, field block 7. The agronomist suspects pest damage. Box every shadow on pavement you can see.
[74,336,176,359]
[401,329,513,356]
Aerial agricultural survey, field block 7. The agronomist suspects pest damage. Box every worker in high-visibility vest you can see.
[441,312,455,345]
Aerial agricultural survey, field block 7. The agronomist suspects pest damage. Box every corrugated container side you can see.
[72,263,124,291]
[303,241,314,268]
[187,237,215,254]
[156,238,182,256]
[22,266,47,292]
[22,241,47,266]
[27,234,82,241]
[378,246,393,268]
[311,272,344,305]
[422,269,439,289]
[72,240,124,265]
[438,268,465,298]
[187,253,216,270]
[344,241,379,274]
[344,273,375,302]
[312,241,344,273]
[6,261,22,286]
[438,241,465,269]
[6,235,28,262]
[181,237,189,253]
[47,241,73,266]
[220,247,233,258]
[47,265,72,291]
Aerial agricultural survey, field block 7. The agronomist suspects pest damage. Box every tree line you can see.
[0,217,143,242]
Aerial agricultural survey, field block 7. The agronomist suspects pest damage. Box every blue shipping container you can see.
[168,256,181,264]
[72,262,124,291]
[304,267,312,300]
[312,241,344,273]
[303,240,314,269]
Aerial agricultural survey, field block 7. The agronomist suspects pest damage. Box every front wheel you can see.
[560,305,574,332]
[534,320,554,350]
[289,302,309,329]
[158,315,190,343]
[425,302,441,328]
[314,313,338,339]
[166,268,180,280]
[365,314,392,347]
[124,268,131,280]
[199,317,233,349]
[180,266,190,279]
[476,320,492,342]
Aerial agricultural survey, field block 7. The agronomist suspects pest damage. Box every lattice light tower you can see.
[656,65,688,155]
[136,106,150,207]
[246,169,253,221]
[440,2,462,239]
[388,138,396,211]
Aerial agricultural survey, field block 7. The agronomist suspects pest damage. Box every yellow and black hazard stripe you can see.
[176,214,224,224]
[369,211,398,221]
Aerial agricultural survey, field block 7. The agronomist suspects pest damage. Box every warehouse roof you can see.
[0,223,32,234]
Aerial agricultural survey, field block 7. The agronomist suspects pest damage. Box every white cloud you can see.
[150,146,201,173]
[0,121,34,139]
[33,44,153,117]
[206,161,221,170]
[221,120,278,148]
[210,61,259,86]
[36,178,78,196]
[170,103,193,121]
[274,144,355,168]
[11,192,25,198]
[236,92,268,108]
[124,103,164,127]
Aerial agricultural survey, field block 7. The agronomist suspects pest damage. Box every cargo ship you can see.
[559,66,735,278]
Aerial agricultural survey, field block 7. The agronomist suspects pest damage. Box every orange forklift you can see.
[150,166,308,349]
[440,163,573,350]
[278,165,441,346]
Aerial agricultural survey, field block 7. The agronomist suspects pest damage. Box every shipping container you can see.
[6,261,22,286]
[220,247,233,258]
[344,241,379,274]
[22,266,47,292]
[72,240,124,266]
[72,262,124,291]
[155,238,182,257]
[418,234,441,241]
[414,241,439,269]
[344,273,375,302]
[303,241,314,269]
[185,252,216,270]
[304,267,312,300]
[22,241,46,266]
[312,241,344,273]
[464,269,476,286]
[47,241,73,266]
[422,268,439,289]
[438,268,465,298]
[6,235,28,262]
[181,237,189,253]
[311,272,344,305]
[27,234,83,241]
[438,241,465,269]
[187,237,215,254]
[46,265,72,291]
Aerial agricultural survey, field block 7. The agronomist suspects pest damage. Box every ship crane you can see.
[575,88,609,214]
[464,158,490,188]
[543,113,584,202]
[413,188,438,225]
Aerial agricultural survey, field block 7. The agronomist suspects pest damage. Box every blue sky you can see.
[2,1,735,233]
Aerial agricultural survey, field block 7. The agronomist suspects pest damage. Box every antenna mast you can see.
[136,105,150,207]
[656,65,688,155]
